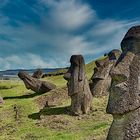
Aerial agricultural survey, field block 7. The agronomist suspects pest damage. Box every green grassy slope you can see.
[0,58,112,140]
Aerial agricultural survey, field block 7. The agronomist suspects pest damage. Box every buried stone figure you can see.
[90,49,121,96]
[106,25,140,140]
[18,71,56,93]
[64,55,93,115]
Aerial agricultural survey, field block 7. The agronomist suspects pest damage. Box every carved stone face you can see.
[107,26,140,115]
[90,50,121,96]
[106,25,140,140]
[92,50,121,80]
[18,71,31,89]
[64,55,85,96]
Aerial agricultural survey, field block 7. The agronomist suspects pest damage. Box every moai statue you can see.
[64,55,93,115]
[90,49,121,96]
[18,71,56,93]
[106,25,140,140]
[32,69,43,79]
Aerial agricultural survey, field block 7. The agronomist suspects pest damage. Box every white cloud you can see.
[88,19,139,37]
[0,0,140,70]
[0,54,64,71]
[26,53,53,68]
[40,0,95,31]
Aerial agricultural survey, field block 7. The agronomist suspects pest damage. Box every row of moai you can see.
[63,25,140,139]
[1,25,140,139]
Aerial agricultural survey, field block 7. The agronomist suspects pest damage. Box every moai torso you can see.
[64,55,93,115]
[90,49,121,96]
[107,25,140,140]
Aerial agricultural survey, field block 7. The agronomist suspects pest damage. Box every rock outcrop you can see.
[90,49,121,96]
[106,25,140,140]
[64,55,93,115]
[18,71,56,93]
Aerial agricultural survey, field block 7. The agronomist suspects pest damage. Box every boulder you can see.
[90,49,121,96]
[106,25,140,140]
[18,71,56,93]
[64,55,93,115]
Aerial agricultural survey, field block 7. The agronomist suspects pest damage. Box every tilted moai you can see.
[18,71,56,93]
[32,69,43,79]
[90,49,121,96]
[64,55,93,115]
[106,25,140,140]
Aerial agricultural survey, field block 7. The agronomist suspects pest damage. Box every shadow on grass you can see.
[28,106,69,120]
[3,92,45,100]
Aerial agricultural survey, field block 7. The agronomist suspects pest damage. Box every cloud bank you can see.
[0,0,139,70]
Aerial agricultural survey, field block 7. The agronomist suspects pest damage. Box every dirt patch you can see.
[35,87,69,109]
[21,133,40,140]
[36,115,76,131]
[0,124,17,135]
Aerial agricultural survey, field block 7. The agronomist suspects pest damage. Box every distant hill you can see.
[0,56,105,80]
[0,68,65,76]
[0,68,67,80]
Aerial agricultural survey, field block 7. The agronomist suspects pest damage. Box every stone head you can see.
[64,55,85,81]
[18,71,33,89]
[107,25,140,114]
[64,55,85,95]
[92,49,121,80]
[121,25,140,54]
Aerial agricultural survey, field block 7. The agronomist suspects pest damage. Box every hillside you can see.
[0,57,112,140]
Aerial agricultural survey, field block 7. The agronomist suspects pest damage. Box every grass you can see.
[0,58,113,140]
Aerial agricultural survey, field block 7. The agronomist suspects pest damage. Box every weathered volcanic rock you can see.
[106,25,140,140]
[121,25,140,54]
[64,55,93,115]
[32,69,43,79]
[18,71,56,93]
[90,49,121,96]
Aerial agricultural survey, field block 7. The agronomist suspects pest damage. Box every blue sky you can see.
[0,0,140,70]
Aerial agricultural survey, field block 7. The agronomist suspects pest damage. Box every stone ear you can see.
[78,58,83,81]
